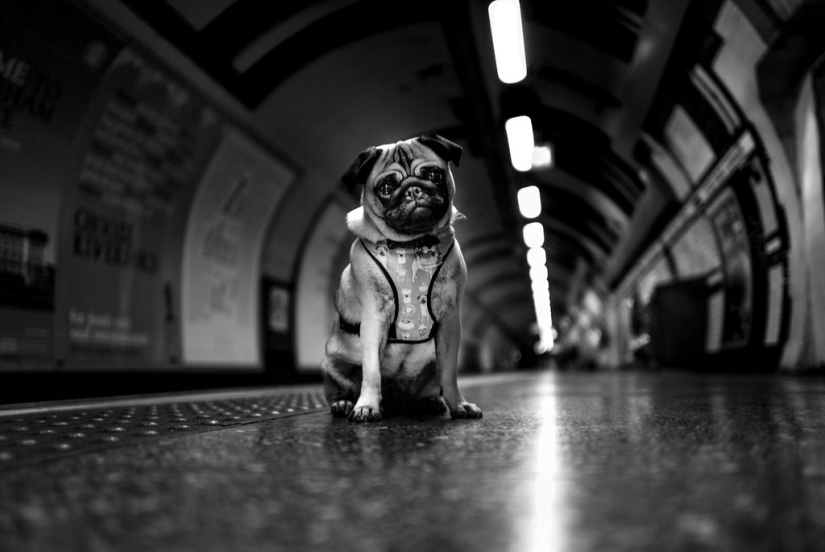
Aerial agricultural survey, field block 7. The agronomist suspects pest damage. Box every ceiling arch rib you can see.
[464,253,573,298]
[239,0,438,107]
[477,280,533,308]
[502,88,611,147]
[545,154,637,215]
[525,1,641,63]
[473,273,533,299]
[460,232,513,253]
[119,0,241,88]
[527,30,627,101]
[461,237,523,267]
[551,143,644,210]
[534,66,622,112]
[123,0,447,108]
[543,249,579,276]
[537,207,617,255]
[198,0,309,54]
[541,220,607,270]
[467,267,528,295]
[530,171,629,231]
[538,186,625,241]
[461,227,592,283]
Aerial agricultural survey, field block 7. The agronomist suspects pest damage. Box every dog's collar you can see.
[384,234,440,250]
[346,205,463,246]
[363,225,455,252]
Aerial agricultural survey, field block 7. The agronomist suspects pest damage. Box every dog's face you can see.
[341,134,462,238]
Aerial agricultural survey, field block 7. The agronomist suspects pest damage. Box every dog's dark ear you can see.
[340,147,381,193]
[418,134,462,167]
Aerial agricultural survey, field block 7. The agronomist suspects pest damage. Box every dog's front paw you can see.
[449,401,483,420]
[349,405,382,423]
[330,400,354,418]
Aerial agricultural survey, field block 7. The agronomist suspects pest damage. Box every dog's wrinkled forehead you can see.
[373,140,443,177]
[340,134,462,193]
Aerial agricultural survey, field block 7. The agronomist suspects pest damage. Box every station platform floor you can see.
[1,369,824,552]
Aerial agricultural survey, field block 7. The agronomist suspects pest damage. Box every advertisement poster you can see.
[55,49,223,368]
[670,216,722,278]
[181,130,293,366]
[0,12,115,369]
[708,187,753,347]
[664,105,716,184]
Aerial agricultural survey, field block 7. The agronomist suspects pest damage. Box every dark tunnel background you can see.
[3,0,825,402]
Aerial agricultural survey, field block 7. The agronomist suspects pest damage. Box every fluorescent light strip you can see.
[505,116,535,172]
[526,246,546,267]
[523,224,554,352]
[488,0,527,84]
[518,186,541,218]
[523,222,544,248]
[529,265,548,282]
[532,145,553,168]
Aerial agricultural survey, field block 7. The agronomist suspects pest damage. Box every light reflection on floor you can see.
[518,375,568,552]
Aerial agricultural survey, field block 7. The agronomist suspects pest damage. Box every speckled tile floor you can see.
[1,370,825,552]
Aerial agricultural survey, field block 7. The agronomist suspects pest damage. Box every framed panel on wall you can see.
[180,129,293,369]
[0,4,120,371]
[54,48,224,370]
[707,187,753,349]
[1,2,297,375]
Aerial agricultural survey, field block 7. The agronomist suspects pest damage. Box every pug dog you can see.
[321,134,483,422]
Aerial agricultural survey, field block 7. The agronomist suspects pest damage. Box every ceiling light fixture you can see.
[529,264,548,282]
[522,222,554,352]
[517,186,541,218]
[522,221,544,248]
[526,246,546,267]
[505,115,535,172]
[531,279,549,293]
[488,0,527,84]
[532,145,553,169]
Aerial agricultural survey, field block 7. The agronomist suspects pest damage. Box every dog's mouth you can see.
[385,195,448,234]
[387,209,440,234]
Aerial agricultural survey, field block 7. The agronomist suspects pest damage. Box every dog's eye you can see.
[421,167,444,184]
[376,176,399,197]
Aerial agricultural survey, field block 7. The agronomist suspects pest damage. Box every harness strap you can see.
[339,237,454,343]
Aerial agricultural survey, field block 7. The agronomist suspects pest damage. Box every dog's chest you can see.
[368,238,452,343]
[380,340,436,377]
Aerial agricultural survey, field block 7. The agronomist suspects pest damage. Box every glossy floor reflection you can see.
[2,370,825,552]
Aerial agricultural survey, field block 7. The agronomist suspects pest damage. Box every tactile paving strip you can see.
[0,390,327,468]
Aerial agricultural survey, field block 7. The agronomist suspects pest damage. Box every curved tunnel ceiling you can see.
[118,0,717,349]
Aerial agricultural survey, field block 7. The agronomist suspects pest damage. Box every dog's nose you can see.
[406,186,422,200]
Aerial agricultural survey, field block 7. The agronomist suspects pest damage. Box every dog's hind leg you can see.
[410,361,447,417]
